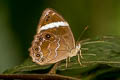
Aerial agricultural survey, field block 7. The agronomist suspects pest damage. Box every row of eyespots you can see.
[32,33,52,58]
[32,35,42,58]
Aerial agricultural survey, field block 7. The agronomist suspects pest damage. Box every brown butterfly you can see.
[29,8,81,65]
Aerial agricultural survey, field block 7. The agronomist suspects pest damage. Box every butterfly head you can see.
[76,42,81,51]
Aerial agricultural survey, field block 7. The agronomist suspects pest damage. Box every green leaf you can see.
[3,36,120,80]
[3,57,52,74]
[81,36,120,68]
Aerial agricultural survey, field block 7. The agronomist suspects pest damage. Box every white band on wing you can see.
[40,21,69,31]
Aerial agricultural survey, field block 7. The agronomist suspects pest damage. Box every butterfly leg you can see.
[77,53,82,65]
[48,62,61,74]
[77,49,83,65]
[79,49,83,59]
[66,58,68,68]
[68,57,71,62]
[65,56,72,68]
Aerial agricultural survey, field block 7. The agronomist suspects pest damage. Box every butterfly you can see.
[29,8,82,65]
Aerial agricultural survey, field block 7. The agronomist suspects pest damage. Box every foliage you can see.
[1,36,120,80]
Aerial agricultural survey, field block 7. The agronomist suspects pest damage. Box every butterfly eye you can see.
[45,34,51,39]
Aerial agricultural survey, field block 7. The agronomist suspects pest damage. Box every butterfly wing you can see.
[29,8,75,65]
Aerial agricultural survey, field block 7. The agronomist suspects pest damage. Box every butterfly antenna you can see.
[76,26,88,65]
[76,25,88,43]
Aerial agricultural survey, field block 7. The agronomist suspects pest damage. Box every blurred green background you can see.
[0,0,120,73]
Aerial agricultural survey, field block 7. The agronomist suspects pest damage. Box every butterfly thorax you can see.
[69,43,81,57]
